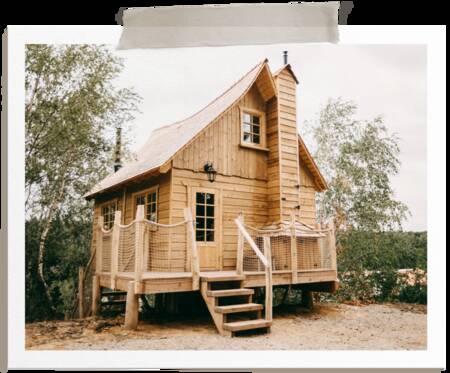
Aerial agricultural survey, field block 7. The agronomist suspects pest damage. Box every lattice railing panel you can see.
[118,222,136,272]
[145,222,188,272]
[296,237,322,270]
[270,234,291,271]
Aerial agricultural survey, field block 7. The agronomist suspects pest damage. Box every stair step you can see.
[223,319,272,332]
[207,289,254,297]
[102,291,127,296]
[215,303,263,314]
[202,274,245,282]
[102,300,126,306]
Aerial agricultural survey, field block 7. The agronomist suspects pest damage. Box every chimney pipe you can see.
[283,50,288,65]
[114,126,122,172]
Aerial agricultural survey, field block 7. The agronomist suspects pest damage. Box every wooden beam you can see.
[91,275,101,316]
[290,213,298,283]
[96,216,104,274]
[78,266,85,319]
[236,213,244,275]
[110,210,122,289]
[184,208,200,290]
[134,205,145,294]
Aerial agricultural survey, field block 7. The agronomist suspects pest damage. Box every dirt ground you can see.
[26,302,426,350]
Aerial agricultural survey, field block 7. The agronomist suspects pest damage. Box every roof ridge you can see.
[152,59,267,133]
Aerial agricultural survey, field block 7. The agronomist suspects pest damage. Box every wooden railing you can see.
[95,206,200,291]
[235,215,273,321]
[236,213,337,283]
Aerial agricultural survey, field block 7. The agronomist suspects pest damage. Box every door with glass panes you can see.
[191,187,221,271]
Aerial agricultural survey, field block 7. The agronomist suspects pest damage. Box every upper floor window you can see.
[101,201,117,230]
[240,107,266,150]
[135,187,158,222]
[242,112,261,145]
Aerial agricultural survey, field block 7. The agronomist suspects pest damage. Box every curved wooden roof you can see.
[85,59,327,199]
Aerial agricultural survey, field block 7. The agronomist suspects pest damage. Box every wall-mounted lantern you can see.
[203,162,217,183]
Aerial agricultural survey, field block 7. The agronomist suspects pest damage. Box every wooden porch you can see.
[91,205,338,335]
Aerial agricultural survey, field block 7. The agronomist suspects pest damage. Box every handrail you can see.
[235,216,272,321]
[143,218,189,228]
[235,218,269,268]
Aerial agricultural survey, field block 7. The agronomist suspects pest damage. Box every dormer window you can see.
[240,107,267,150]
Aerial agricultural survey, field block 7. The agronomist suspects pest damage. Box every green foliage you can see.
[25,44,140,321]
[26,215,92,320]
[306,98,409,231]
[305,98,426,304]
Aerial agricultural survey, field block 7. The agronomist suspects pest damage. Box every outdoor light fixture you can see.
[203,162,217,183]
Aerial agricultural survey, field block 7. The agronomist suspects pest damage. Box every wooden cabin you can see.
[84,57,338,336]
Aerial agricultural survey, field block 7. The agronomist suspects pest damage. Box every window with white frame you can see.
[135,189,158,221]
[242,111,261,145]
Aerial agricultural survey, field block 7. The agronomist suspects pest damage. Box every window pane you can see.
[206,230,214,242]
[206,193,214,205]
[196,217,205,229]
[196,204,205,217]
[206,218,214,229]
[252,115,260,125]
[253,134,260,144]
[252,124,260,134]
[196,192,205,204]
[151,203,157,213]
[243,113,251,123]
[149,212,157,222]
[243,133,251,143]
[136,195,145,205]
[243,123,251,133]
[196,230,205,242]
[206,205,214,217]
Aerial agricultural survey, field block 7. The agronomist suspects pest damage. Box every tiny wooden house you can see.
[85,57,338,336]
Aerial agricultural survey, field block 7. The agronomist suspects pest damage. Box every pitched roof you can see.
[85,59,327,199]
[298,134,328,191]
[85,59,273,199]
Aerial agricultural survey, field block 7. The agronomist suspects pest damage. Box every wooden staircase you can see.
[200,272,272,336]
[100,289,127,315]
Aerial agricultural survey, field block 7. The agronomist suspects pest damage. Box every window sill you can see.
[239,143,270,152]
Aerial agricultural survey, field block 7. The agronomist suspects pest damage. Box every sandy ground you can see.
[26,302,426,350]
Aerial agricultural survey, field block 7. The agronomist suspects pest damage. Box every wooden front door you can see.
[191,187,221,271]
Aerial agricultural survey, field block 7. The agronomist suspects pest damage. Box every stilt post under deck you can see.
[91,275,101,316]
[301,290,314,310]
[78,266,85,318]
[124,281,139,330]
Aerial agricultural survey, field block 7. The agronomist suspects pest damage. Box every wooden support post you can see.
[134,205,145,294]
[329,220,337,271]
[290,213,298,283]
[301,290,314,310]
[263,236,273,321]
[124,281,139,330]
[91,275,101,316]
[184,208,200,290]
[96,216,104,274]
[78,266,85,319]
[236,213,244,275]
[316,222,325,269]
[110,210,121,290]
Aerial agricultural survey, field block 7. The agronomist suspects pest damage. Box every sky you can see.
[110,44,427,232]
